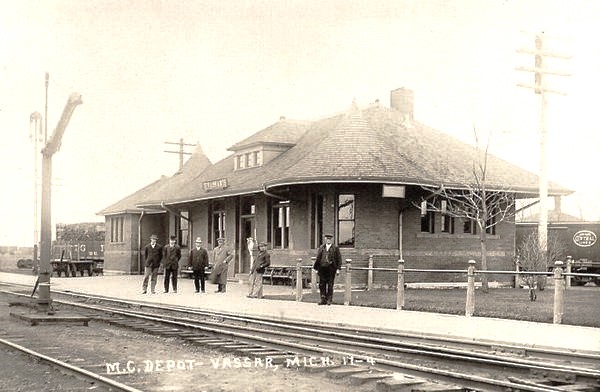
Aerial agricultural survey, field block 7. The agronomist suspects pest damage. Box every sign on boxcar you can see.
[573,230,597,247]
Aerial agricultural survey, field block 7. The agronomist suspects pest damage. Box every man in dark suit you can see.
[313,233,342,305]
[163,235,182,293]
[141,234,162,294]
[188,237,209,293]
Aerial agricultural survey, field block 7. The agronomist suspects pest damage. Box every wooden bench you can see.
[262,266,311,288]
[180,265,212,278]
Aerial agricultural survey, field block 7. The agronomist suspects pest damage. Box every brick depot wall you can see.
[266,183,516,286]
[104,214,138,274]
[190,204,209,247]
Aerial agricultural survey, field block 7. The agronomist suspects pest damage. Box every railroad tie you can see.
[348,371,395,386]
[375,375,426,392]
[326,366,369,379]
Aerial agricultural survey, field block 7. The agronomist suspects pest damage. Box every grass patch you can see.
[265,287,600,328]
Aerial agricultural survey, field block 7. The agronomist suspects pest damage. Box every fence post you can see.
[344,258,352,306]
[553,260,565,324]
[565,256,572,289]
[367,255,374,291]
[465,259,476,317]
[295,258,303,302]
[396,259,405,310]
[310,257,317,294]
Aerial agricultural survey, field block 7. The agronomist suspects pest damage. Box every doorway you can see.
[240,217,255,273]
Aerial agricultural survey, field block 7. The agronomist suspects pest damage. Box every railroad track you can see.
[2,283,599,392]
[0,336,140,392]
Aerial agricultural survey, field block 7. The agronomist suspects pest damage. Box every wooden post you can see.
[367,255,374,291]
[295,258,303,302]
[553,260,565,324]
[396,259,405,310]
[310,257,317,294]
[344,258,352,306]
[465,260,477,317]
[565,256,572,289]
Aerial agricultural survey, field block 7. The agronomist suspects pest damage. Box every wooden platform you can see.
[10,312,90,326]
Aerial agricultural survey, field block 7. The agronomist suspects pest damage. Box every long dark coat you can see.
[210,245,234,285]
[188,247,209,271]
[313,243,342,272]
[143,243,163,268]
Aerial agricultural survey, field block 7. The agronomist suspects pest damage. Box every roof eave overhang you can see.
[227,141,296,152]
[264,176,572,197]
[135,177,572,207]
[99,208,166,216]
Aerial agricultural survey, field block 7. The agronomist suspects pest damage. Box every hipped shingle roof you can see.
[101,101,572,214]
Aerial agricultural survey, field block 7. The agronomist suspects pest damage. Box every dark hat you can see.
[150,234,158,240]
[169,235,177,241]
[324,233,334,238]
[258,242,267,247]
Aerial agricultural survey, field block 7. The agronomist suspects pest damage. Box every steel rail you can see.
[40,299,593,392]
[0,337,143,392]
[33,286,600,363]
[2,284,598,391]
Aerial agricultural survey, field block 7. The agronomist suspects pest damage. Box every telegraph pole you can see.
[516,32,570,255]
[164,138,195,172]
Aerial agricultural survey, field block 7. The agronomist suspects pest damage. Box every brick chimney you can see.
[554,196,562,214]
[390,87,414,121]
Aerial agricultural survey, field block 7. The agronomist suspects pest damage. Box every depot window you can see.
[440,201,455,234]
[420,201,435,234]
[337,194,355,247]
[272,202,290,249]
[176,210,189,248]
[110,216,124,243]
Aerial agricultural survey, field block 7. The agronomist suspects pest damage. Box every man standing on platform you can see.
[188,237,209,293]
[313,233,342,305]
[210,237,234,293]
[163,235,181,293]
[141,234,162,294]
[247,242,270,299]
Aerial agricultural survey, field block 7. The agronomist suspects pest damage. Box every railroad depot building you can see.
[99,88,570,285]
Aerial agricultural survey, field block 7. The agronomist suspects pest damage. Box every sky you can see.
[1,0,600,246]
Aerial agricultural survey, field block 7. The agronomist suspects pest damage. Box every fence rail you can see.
[281,257,600,324]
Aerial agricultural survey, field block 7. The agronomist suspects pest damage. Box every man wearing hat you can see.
[247,241,271,299]
[188,237,209,293]
[209,237,234,293]
[313,233,342,305]
[162,235,182,293]
[141,234,162,294]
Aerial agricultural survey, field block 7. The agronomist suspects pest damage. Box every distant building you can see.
[99,88,571,284]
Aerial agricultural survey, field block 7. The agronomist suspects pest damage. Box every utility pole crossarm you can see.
[164,141,196,147]
[163,137,196,172]
[515,66,571,77]
[516,83,568,96]
[516,48,572,59]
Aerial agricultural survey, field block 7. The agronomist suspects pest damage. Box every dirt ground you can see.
[0,292,378,392]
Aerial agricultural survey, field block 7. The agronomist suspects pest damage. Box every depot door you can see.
[240,217,255,273]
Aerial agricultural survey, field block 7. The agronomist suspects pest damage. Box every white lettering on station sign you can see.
[203,178,228,191]
[573,230,597,247]
[382,185,405,198]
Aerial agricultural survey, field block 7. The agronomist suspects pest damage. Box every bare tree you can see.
[517,230,566,301]
[417,130,516,292]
